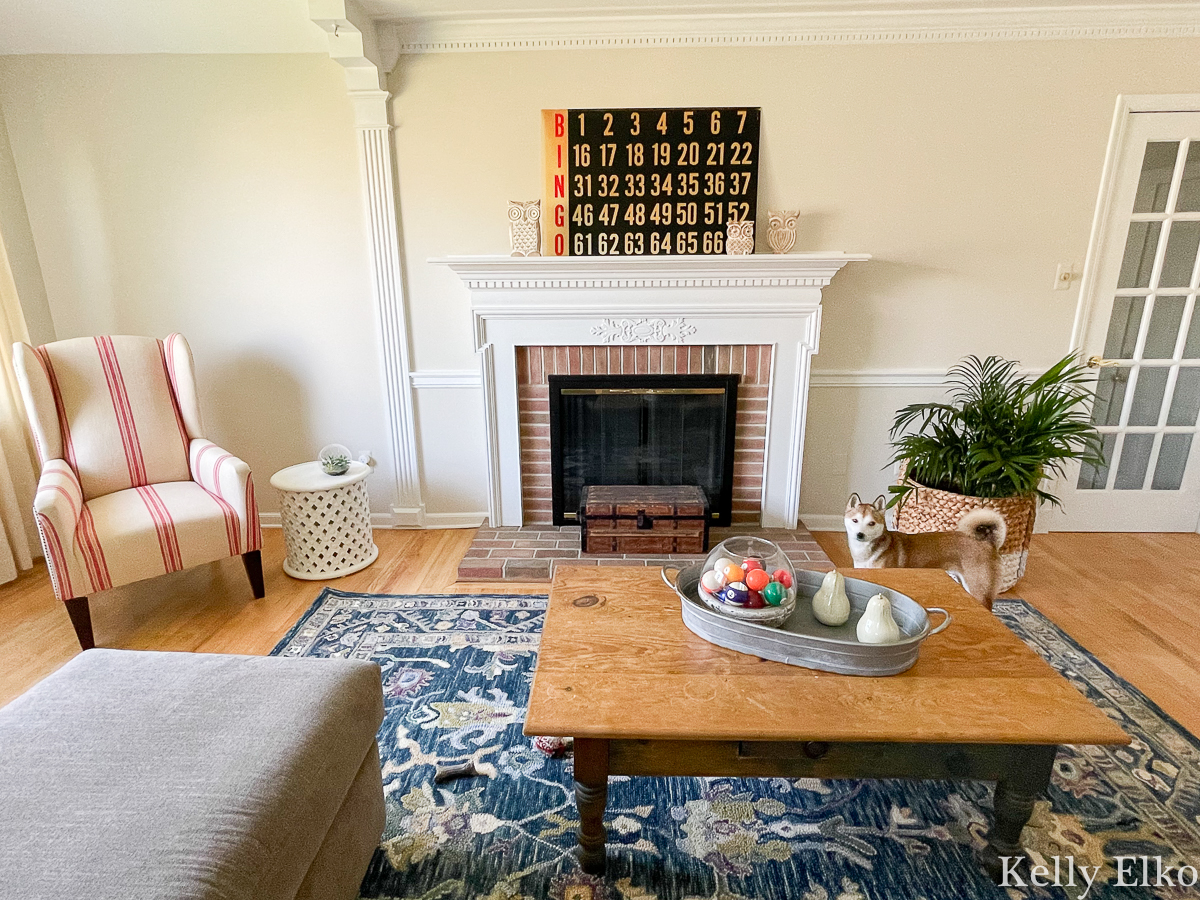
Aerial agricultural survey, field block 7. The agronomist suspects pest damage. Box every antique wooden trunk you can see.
[580,485,710,555]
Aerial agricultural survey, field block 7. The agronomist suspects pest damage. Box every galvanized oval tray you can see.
[662,564,951,676]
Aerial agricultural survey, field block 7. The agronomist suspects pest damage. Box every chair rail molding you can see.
[309,0,424,525]
[409,370,484,389]
[435,253,869,529]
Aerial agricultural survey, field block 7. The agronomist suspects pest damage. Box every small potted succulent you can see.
[318,444,353,477]
[887,353,1103,591]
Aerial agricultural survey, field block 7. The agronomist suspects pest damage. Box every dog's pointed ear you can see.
[846,492,861,511]
[873,495,887,510]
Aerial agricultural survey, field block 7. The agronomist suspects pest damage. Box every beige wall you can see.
[0,53,395,515]
[2,39,1198,526]
[0,101,54,346]
[389,37,1200,523]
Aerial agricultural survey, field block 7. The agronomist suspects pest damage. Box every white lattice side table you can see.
[270,461,379,580]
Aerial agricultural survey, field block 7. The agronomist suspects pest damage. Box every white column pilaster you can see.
[355,103,424,523]
[310,2,424,524]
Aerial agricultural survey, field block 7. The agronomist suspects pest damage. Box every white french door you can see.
[1057,101,1200,531]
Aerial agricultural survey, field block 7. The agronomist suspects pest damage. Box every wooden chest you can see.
[580,485,710,555]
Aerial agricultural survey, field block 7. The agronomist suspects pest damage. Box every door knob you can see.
[1086,356,1122,368]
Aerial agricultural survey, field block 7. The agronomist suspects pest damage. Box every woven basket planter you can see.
[893,478,1036,592]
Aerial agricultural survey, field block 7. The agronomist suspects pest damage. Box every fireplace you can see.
[435,253,869,529]
[549,374,739,525]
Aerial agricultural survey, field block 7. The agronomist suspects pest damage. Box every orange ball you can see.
[723,564,746,584]
[745,569,770,591]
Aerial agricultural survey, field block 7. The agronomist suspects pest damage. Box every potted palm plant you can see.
[888,353,1103,591]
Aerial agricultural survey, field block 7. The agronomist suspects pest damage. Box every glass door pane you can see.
[1079,140,1200,494]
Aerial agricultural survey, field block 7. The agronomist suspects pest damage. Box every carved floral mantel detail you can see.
[590,318,697,344]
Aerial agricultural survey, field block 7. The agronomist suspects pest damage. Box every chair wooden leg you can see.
[242,550,265,599]
[64,597,94,651]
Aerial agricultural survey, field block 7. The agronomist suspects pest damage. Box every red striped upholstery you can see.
[14,334,260,603]
[190,439,262,555]
[27,336,191,501]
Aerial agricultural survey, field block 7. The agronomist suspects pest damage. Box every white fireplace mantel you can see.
[434,253,869,528]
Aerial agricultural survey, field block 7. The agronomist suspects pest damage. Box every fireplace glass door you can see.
[549,374,739,525]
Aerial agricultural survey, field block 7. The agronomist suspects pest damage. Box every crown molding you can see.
[383,4,1200,54]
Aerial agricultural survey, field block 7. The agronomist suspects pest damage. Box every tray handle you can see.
[661,565,681,590]
[925,607,951,637]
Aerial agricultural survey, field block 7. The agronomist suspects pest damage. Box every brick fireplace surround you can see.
[516,344,771,526]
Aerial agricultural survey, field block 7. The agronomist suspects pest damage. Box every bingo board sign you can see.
[542,107,761,257]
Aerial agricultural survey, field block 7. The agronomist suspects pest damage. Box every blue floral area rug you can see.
[272,591,1200,900]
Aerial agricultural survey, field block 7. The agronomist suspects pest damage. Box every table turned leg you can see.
[573,738,610,875]
[979,744,1058,882]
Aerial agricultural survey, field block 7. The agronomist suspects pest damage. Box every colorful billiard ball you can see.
[720,582,749,605]
[744,568,770,591]
[771,568,793,589]
[742,558,764,572]
[762,581,787,606]
[722,564,746,584]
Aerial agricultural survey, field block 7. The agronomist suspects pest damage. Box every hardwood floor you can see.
[2,528,1198,741]
[0,529,545,708]
[813,529,1200,736]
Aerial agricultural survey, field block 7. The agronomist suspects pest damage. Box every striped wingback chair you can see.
[12,334,263,650]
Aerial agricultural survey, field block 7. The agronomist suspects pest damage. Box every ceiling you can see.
[0,0,326,55]
[0,0,1194,55]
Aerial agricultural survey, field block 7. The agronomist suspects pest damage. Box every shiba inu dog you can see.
[844,493,1007,609]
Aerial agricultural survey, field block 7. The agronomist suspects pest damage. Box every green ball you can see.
[762,581,786,606]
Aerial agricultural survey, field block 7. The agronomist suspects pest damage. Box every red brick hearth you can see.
[516,344,771,526]
[456,524,833,582]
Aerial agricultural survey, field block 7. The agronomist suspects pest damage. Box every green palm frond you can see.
[887,353,1104,509]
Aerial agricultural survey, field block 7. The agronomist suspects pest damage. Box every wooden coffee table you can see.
[524,566,1128,881]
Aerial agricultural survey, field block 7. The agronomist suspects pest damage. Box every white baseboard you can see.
[385,506,487,528]
[421,511,489,528]
[259,509,488,530]
[259,511,429,530]
[799,514,846,533]
[388,506,427,528]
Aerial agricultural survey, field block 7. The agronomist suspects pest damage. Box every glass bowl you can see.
[696,535,797,627]
[318,443,353,476]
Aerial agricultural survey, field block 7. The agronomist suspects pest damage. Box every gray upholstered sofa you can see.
[0,649,385,899]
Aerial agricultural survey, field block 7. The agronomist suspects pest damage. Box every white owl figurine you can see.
[508,200,542,257]
[725,220,755,256]
[767,210,798,254]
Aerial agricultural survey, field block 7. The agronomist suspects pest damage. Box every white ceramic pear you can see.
[856,593,902,644]
[811,570,851,626]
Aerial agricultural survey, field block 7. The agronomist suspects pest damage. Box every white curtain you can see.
[0,228,40,584]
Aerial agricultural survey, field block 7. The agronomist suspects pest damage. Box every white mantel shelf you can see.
[437,252,869,529]
[431,253,870,290]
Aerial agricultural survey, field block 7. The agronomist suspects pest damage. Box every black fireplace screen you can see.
[548,374,739,526]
